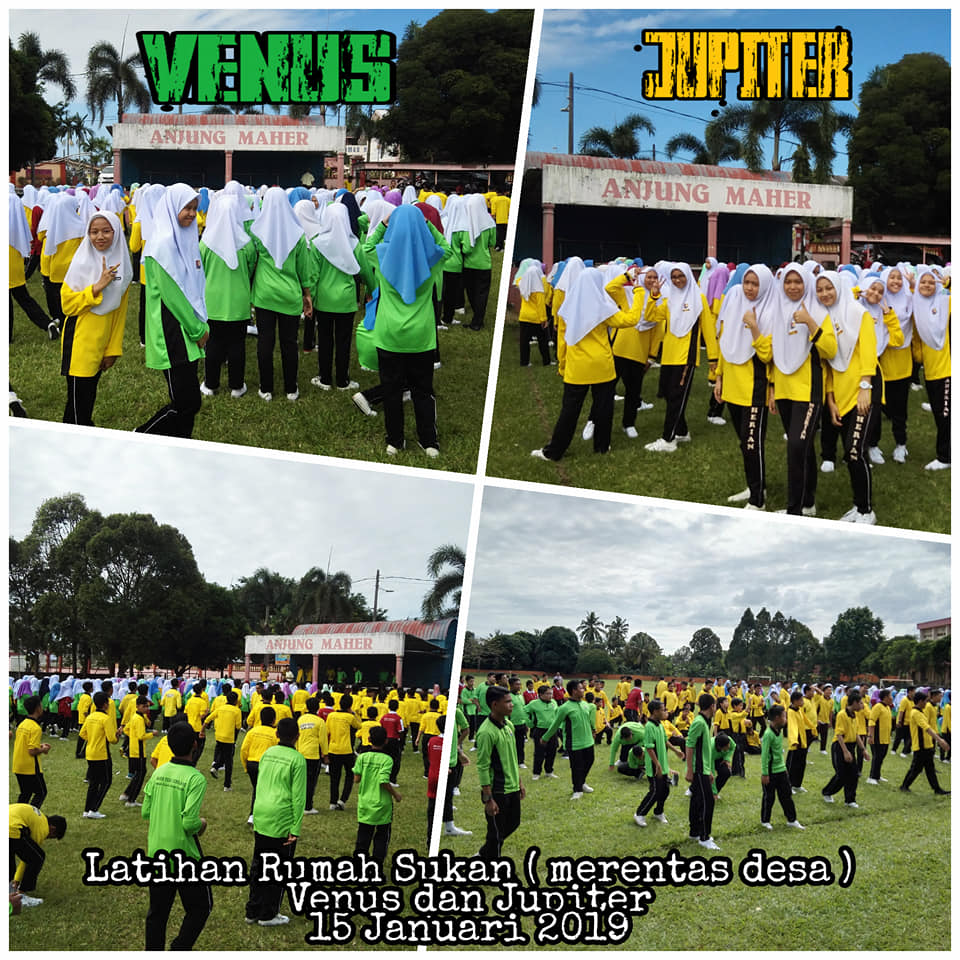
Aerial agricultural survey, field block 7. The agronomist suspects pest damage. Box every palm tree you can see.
[235,567,295,635]
[665,119,741,165]
[86,41,152,125]
[65,113,93,160]
[345,104,381,162]
[605,615,629,656]
[797,102,856,183]
[421,544,465,620]
[205,103,261,116]
[292,567,355,625]
[712,100,818,172]
[16,32,76,101]
[577,611,605,647]
[578,113,655,159]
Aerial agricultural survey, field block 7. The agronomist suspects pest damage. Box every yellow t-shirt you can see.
[12,718,43,775]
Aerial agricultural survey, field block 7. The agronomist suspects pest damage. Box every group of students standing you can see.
[517,254,951,523]
[10,179,508,457]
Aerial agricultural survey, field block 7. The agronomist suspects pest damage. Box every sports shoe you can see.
[455,308,465,316]
[422,446,440,459]
[684,788,692,797]
[653,812,668,824]
[879,777,888,782]
[868,446,885,465]
[925,459,950,471]
[743,503,765,511]
[707,416,726,426]
[801,505,817,517]
[434,362,442,370]
[699,838,721,850]
[352,392,376,417]
[839,506,860,522]
[571,791,583,800]
[531,774,540,780]
[200,383,215,397]
[402,390,411,402]
[329,803,340,810]
[791,787,798,794]
[761,822,773,830]
[546,772,559,779]
[633,814,647,827]
[892,444,907,463]
[921,401,932,412]
[795,786,807,794]
[820,460,835,473]
[614,394,624,401]
[530,448,549,460]
[822,794,834,803]
[223,787,232,792]
[623,426,638,439]
[303,808,319,814]
[645,437,677,453]
[386,444,400,456]
[311,377,332,390]
[911,382,923,391]
[83,810,106,819]
[247,814,254,824]
[118,794,128,802]
[125,801,142,808]
[639,400,654,410]
[582,421,595,441]
[675,433,691,442]
[855,510,877,525]
[727,488,751,503]
[452,786,460,796]
[337,381,360,391]
[443,823,472,836]
[231,383,248,398]
[336,800,345,810]
[581,784,594,793]
[519,763,527,769]
[821,750,828,755]
[258,915,290,927]
[20,894,43,907]
[845,801,859,808]
[786,821,805,830]
[257,390,272,401]
[286,391,299,401]
[866,778,879,785]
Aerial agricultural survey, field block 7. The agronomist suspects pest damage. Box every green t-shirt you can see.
[509,692,528,726]
[143,259,209,371]
[608,721,646,767]
[760,726,787,775]
[462,226,497,271]
[476,683,491,717]
[475,716,519,795]
[199,239,257,321]
[354,750,395,825]
[250,234,317,315]
[686,714,714,775]
[643,720,669,777]
[252,744,307,839]
[460,687,480,716]
[142,758,207,859]
[543,699,594,752]
[451,707,469,769]
[526,698,558,735]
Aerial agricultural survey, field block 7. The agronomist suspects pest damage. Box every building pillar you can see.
[244,654,251,684]
[311,654,319,687]
[707,211,718,259]
[112,149,122,187]
[395,654,404,688]
[336,152,346,189]
[224,150,233,182]
[542,202,556,269]
[841,219,852,266]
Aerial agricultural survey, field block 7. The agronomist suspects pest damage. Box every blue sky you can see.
[531,9,951,174]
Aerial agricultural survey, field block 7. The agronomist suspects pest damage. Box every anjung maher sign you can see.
[542,165,853,220]
[244,633,406,656]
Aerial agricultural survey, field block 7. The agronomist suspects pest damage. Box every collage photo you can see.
[8,4,951,954]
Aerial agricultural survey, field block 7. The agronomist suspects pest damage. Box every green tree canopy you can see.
[376,9,533,163]
[9,41,59,171]
[421,543,464,620]
[577,611,605,647]
[622,631,661,674]
[538,625,580,674]
[86,40,152,126]
[689,627,725,677]
[824,606,885,677]
[576,646,613,675]
[579,112,655,159]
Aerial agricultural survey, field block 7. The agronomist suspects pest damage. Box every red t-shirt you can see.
[426,734,444,798]
[380,712,403,740]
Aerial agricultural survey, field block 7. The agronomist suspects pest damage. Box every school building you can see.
[109,113,348,187]
[517,152,855,268]
[242,617,457,690]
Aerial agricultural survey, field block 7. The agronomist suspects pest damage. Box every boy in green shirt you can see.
[634,699,671,827]
[685,694,719,850]
[476,685,524,859]
[543,680,596,799]
[354,726,402,868]
[760,705,805,830]
[142,721,210,950]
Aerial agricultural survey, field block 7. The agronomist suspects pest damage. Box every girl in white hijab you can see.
[515,259,552,366]
[9,192,57,339]
[912,264,951,470]
[135,183,209,438]
[531,265,648,461]
[438,194,469,326]
[60,210,132,425]
[645,261,715,453]
[459,193,498,329]
[714,263,775,509]
[769,264,838,515]
[38,193,85,332]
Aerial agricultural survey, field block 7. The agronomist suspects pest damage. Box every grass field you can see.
[10,256,501,475]
[486,311,950,534]
[442,683,952,950]
[8,728,434,950]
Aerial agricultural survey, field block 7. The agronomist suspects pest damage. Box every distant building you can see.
[917,618,951,643]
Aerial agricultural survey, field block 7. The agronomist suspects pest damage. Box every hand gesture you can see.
[93,256,118,295]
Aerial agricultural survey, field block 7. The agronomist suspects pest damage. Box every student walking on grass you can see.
[900,688,951,795]
[476,685,524,859]
[542,679,596,799]
[822,689,869,808]
[9,192,56,341]
[79,691,118,819]
[353,725,402,868]
[760,704,805,831]
[633,698,671,828]
[686,694,719,850]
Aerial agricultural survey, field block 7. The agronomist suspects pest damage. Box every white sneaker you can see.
[199,383,215,397]
[839,506,860,522]
[623,426,638,439]
[571,791,583,800]
[258,915,290,926]
[402,390,412,402]
[684,788,692,797]
[20,894,43,907]
[223,787,233,792]
[286,391,299,401]
[455,308,465,316]
[802,505,817,517]
[118,794,128,802]
[645,437,677,453]
[866,778,879,785]
[581,421,595,441]
[653,813,668,824]
[124,801,142,808]
[247,814,254,824]
[422,446,440,459]
[639,400,654,411]
[786,820,805,830]
[854,510,877,525]
[530,448,549,460]
[675,433,691,443]
[546,772,559,779]
[519,763,527,769]
[795,786,807,794]
[633,813,647,827]
[727,488,751,503]
[311,377,332,390]
[304,808,319,814]
[845,801,859,808]
[386,444,400,456]
[581,784,594,793]
[246,324,258,335]
[443,823,472,836]
[351,392,376,417]
[699,838,721,850]
[452,787,460,796]
[879,777,888,782]
[434,362,442,370]
[821,460,835,473]
[84,810,106,819]
[231,383,248,398]
[614,394,624,401]
[760,821,773,830]
[337,381,360,391]
[531,774,540,780]
[892,444,907,463]
[257,390,272,401]
[823,794,834,803]
[911,382,923,391]
[743,502,765,511]
[921,401,932,412]
[821,750,828,755]
[868,446,885,464]
[707,416,726,426]
[648,361,660,369]
[791,787,799,794]
[329,803,339,811]
[925,459,950,471]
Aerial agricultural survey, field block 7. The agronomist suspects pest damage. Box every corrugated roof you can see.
[291,618,456,641]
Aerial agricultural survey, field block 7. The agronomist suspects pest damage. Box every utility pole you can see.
[373,568,380,619]
[567,73,574,154]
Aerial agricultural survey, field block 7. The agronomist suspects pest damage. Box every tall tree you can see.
[689,627,724,677]
[711,99,818,172]
[15,32,76,100]
[797,102,855,183]
[292,567,356,626]
[233,568,295,635]
[824,606,885,677]
[605,616,629,658]
[622,631,661,674]
[579,113,655,159]
[538,625,580,674]
[847,53,950,235]
[881,635,918,678]
[421,543,465,620]
[86,41,152,125]
[577,611,605,647]
[9,42,59,173]
[664,120,740,165]
[576,647,613,675]
[727,608,756,677]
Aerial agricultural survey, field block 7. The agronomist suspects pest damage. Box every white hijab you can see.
[8,192,32,257]
[857,275,889,354]
[362,195,392,236]
[881,265,913,349]
[554,256,585,297]
[517,260,545,300]
[293,198,323,242]
[312,203,360,276]
[557,267,618,347]
[222,180,255,223]
[38,193,84,255]
[96,189,126,216]
[63,211,132,314]
[912,264,950,351]
[771,264,815,376]
[812,271,864,373]
[200,194,251,270]
[75,191,98,227]
[144,183,206,324]
[21,184,38,209]
[462,193,496,246]
[134,184,167,246]
[251,186,304,267]
[699,256,718,296]
[441,194,470,241]
[665,262,702,338]
[717,264,775,366]
[401,185,417,205]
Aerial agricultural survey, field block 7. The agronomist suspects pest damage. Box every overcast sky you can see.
[466,483,950,652]
[9,423,472,621]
